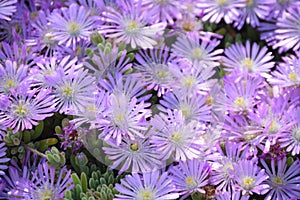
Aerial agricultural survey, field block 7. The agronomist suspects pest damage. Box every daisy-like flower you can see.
[158,90,212,123]
[268,53,300,87]
[0,60,30,94]
[99,0,166,49]
[141,0,182,25]
[169,159,210,199]
[0,141,9,176]
[85,46,131,80]
[133,45,176,97]
[210,141,245,192]
[261,157,300,200]
[197,0,245,24]
[47,3,97,49]
[99,73,151,103]
[52,68,97,114]
[26,163,73,200]
[222,41,275,76]
[172,32,223,68]
[248,96,296,153]
[273,6,300,53]
[32,55,82,88]
[279,107,300,156]
[0,0,17,21]
[171,62,217,95]
[232,159,269,196]
[115,170,179,200]
[150,110,203,162]
[233,0,273,30]
[96,92,151,145]
[215,191,249,200]
[0,86,56,132]
[221,72,265,114]
[103,134,162,173]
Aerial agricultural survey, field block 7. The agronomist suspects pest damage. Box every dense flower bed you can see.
[0,0,300,199]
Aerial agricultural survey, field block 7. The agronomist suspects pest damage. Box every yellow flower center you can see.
[182,76,195,87]
[156,69,169,79]
[268,120,280,134]
[130,143,139,151]
[87,104,97,114]
[217,0,227,5]
[191,48,203,59]
[246,0,254,6]
[12,101,28,117]
[141,190,154,200]
[234,97,247,109]
[38,187,53,200]
[171,132,181,142]
[241,57,253,69]
[182,20,195,32]
[293,127,300,141]
[62,86,74,97]
[115,113,125,123]
[67,22,81,36]
[186,176,197,188]
[272,176,283,185]
[242,176,255,190]
[4,78,17,90]
[206,96,213,106]
[288,72,298,82]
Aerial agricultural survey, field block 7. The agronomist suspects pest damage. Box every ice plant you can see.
[273,6,300,52]
[0,141,9,176]
[47,3,97,49]
[232,159,269,196]
[99,0,166,49]
[169,159,210,199]
[172,32,223,68]
[0,87,56,132]
[115,170,179,200]
[150,110,203,161]
[103,134,162,173]
[0,0,17,21]
[27,163,73,200]
[222,41,275,76]
[197,0,245,24]
[261,157,300,200]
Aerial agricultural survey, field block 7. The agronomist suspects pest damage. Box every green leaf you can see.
[33,121,44,139]
[81,172,88,193]
[72,173,81,185]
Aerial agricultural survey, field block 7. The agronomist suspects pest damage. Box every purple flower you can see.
[210,141,246,191]
[52,68,96,114]
[0,142,9,176]
[85,46,132,80]
[141,0,182,25]
[99,0,166,49]
[273,6,300,52]
[0,87,56,132]
[261,157,300,200]
[115,170,179,200]
[221,72,265,114]
[169,159,210,199]
[279,107,300,156]
[222,41,275,76]
[133,45,176,97]
[103,134,162,173]
[268,53,300,87]
[0,60,30,94]
[0,0,17,21]
[172,32,223,68]
[232,159,269,196]
[158,90,212,123]
[150,110,203,161]
[96,93,151,145]
[233,0,273,30]
[47,3,97,50]
[27,163,73,200]
[197,0,245,24]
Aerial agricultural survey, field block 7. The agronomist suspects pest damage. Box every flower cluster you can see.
[0,0,299,200]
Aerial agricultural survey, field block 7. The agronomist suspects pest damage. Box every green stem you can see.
[22,142,47,158]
